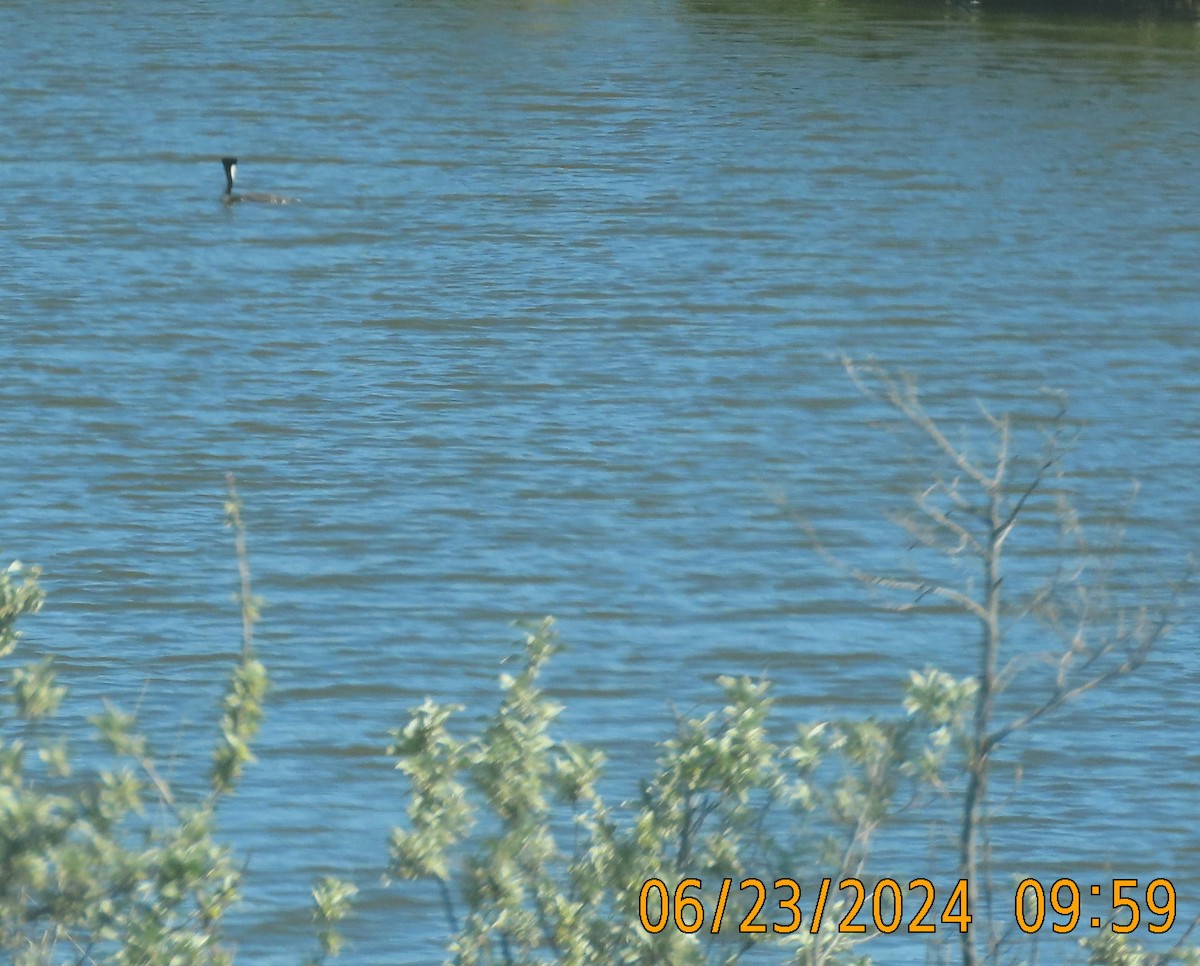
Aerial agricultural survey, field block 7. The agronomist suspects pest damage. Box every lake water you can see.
[2,0,1198,961]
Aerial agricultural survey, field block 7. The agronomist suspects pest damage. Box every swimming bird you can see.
[222,157,295,204]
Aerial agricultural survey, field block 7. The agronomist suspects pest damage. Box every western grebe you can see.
[221,157,296,205]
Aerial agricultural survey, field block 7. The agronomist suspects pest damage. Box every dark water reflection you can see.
[2,0,1198,961]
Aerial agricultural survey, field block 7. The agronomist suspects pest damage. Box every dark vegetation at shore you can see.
[689,0,1199,22]
[982,0,1197,19]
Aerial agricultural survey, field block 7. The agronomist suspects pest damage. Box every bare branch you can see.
[843,356,993,491]
[772,492,990,623]
[224,473,255,659]
[994,458,1054,550]
[941,475,980,517]
[976,402,1009,490]
[985,600,1177,754]
[847,569,990,622]
[830,360,1188,966]
[891,510,954,555]
[915,482,982,556]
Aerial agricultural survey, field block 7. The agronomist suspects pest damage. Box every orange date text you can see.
[637,877,971,935]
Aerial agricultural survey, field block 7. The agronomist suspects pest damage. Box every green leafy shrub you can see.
[386,617,979,965]
[3,377,1194,966]
[0,480,352,966]
[386,369,1195,966]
